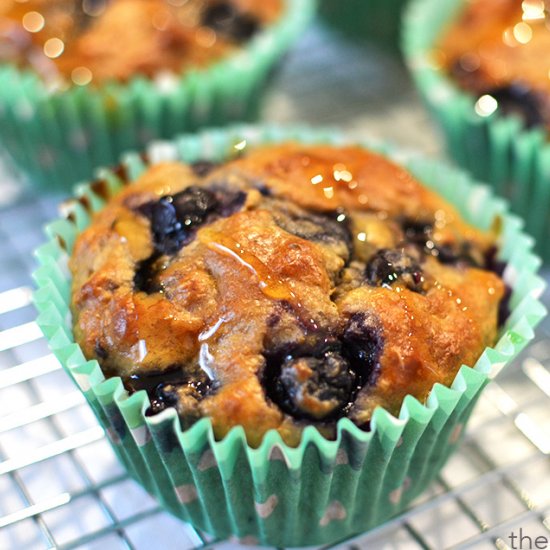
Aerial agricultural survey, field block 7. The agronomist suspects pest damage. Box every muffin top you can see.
[0,0,281,87]
[70,142,505,447]
[436,0,550,133]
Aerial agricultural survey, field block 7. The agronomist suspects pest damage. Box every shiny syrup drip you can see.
[269,152,364,205]
[200,229,319,331]
[307,161,361,202]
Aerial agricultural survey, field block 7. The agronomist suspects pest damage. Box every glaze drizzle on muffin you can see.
[70,143,506,446]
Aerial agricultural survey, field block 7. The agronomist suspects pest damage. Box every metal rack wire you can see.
[0,23,549,550]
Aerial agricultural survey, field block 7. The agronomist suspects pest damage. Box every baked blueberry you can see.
[141,197,187,255]
[432,242,483,268]
[401,218,433,249]
[342,312,383,384]
[272,350,355,421]
[133,253,163,294]
[138,186,240,255]
[172,187,219,229]
[148,382,181,415]
[272,204,353,262]
[366,249,424,292]
[202,2,259,42]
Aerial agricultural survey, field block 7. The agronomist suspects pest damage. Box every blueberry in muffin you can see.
[70,143,506,447]
[435,0,550,133]
[0,0,282,87]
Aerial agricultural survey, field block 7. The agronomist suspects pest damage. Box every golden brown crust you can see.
[70,143,505,447]
[0,0,282,86]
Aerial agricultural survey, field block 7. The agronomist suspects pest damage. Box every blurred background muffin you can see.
[403,0,550,261]
[0,0,314,189]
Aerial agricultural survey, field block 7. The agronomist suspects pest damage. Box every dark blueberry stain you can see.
[133,253,163,294]
[366,248,424,293]
[400,217,483,268]
[190,160,219,178]
[483,84,546,129]
[94,342,109,360]
[146,379,212,416]
[172,186,220,227]
[201,1,259,42]
[127,365,212,447]
[266,311,281,328]
[138,187,220,255]
[262,314,383,423]
[484,246,511,327]
[216,190,247,217]
[341,312,384,386]
[401,218,433,249]
[136,185,246,264]
[148,382,180,412]
[433,242,480,267]
[278,351,355,421]
[128,366,213,425]
[274,207,353,262]
[127,366,189,395]
[256,183,272,197]
[401,221,510,324]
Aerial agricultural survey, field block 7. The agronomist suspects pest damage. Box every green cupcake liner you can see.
[33,125,546,547]
[402,0,550,261]
[0,0,315,192]
[319,0,409,53]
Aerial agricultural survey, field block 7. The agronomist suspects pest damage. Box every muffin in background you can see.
[0,0,314,190]
[0,0,282,86]
[403,0,550,260]
[34,126,545,546]
[438,0,550,136]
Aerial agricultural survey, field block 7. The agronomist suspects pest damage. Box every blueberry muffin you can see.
[0,0,282,87]
[436,0,550,133]
[69,143,506,447]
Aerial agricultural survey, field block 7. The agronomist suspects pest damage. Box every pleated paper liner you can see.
[319,0,408,53]
[402,0,550,261]
[33,125,546,547]
[0,0,315,192]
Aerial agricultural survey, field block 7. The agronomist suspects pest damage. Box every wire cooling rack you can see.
[0,22,549,550]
